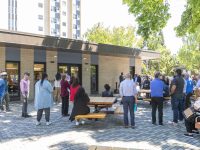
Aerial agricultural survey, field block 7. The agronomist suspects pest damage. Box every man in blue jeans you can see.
[170,69,185,126]
[150,72,164,125]
[120,73,137,129]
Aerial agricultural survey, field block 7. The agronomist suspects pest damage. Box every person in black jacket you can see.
[69,87,90,124]
[102,84,113,97]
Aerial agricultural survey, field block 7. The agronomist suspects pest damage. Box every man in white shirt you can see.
[120,73,138,129]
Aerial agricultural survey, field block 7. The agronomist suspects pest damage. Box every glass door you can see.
[6,62,20,101]
[34,63,45,83]
[58,64,82,84]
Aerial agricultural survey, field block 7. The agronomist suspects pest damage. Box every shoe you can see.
[152,123,157,125]
[36,121,41,126]
[168,121,177,126]
[66,114,70,116]
[192,130,200,134]
[75,121,80,126]
[184,133,193,138]
[46,122,52,126]
[131,126,135,129]
[124,125,129,128]
[81,120,85,125]
[25,114,31,118]
[159,123,164,126]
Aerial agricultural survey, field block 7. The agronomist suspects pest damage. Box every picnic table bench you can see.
[75,113,107,121]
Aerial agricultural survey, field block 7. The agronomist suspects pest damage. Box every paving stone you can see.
[0,101,200,150]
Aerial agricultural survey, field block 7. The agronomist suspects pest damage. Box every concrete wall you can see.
[46,50,58,81]
[135,57,142,75]
[98,55,129,94]
[20,48,34,99]
[0,45,5,71]
[82,53,91,94]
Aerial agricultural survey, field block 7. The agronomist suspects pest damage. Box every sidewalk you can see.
[0,101,200,150]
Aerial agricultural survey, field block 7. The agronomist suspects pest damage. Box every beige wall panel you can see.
[20,48,34,99]
[46,50,57,82]
[82,53,91,94]
[98,55,129,94]
[0,45,5,71]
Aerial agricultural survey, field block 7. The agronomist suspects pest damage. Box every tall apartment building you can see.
[0,0,81,39]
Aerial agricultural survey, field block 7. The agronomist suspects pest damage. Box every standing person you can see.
[65,71,71,84]
[150,72,164,125]
[0,72,6,111]
[20,72,31,118]
[119,72,124,83]
[184,73,194,109]
[143,76,150,90]
[35,73,53,126]
[69,87,90,125]
[134,74,141,87]
[54,72,61,104]
[70,77,80,102]
[60,74,70,116]
[120,73,138,129]
[1,72,10,111]
[170,69,185,126]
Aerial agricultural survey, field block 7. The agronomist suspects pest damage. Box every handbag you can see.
[183,107,195,121]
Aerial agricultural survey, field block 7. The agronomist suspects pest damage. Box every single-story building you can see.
[0,30,160,100]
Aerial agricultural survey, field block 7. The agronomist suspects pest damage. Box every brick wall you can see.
[0,45,5,71]
[20,48,34,99]
[46,50,57,82]
[98,55,129,94]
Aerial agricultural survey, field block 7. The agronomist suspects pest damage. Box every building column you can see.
[20,48,34,100]
[135,57,142,75]
[82,53,91,95]
[0,45,6,71]
[46,50,57,82]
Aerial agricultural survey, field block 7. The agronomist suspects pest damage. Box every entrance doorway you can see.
[58,64,82,84]
[6,62,20,101]
[34,63,46,83]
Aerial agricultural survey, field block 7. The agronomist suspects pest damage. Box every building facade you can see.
[0,30,160,101]
[0,0,81,39]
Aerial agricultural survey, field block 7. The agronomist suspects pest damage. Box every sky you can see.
[81,0,186,54]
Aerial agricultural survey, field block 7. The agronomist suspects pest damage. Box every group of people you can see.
[119,69,200,138]
[0,71,90,126]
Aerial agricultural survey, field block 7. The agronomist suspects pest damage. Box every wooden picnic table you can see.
[88,97,116,112]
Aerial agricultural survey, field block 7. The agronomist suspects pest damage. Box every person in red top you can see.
[60,74,70,116]
[70,77,80,102]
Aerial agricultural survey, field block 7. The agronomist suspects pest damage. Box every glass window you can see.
[73,24,77,29]
[38,15,43,20]
[62,11,66,16]
[73,14,76,19]
[38,2,43,8]
[62,22,66,26]
[38,26,43,31]
[6,62,20,98]
[58,65,68,74]
[34,63,45,81]
[62,32,66,36]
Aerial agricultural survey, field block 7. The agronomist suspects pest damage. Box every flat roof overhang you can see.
[0,30,160,60]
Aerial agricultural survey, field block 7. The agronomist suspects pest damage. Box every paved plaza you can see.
[0,100,200,150]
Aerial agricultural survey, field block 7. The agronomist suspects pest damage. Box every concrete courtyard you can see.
[0,100,200,150]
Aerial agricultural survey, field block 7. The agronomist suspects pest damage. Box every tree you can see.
[123,0,170,41]
[83,23,143,47]
[178,34,200,73]
[175,0,200,37]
